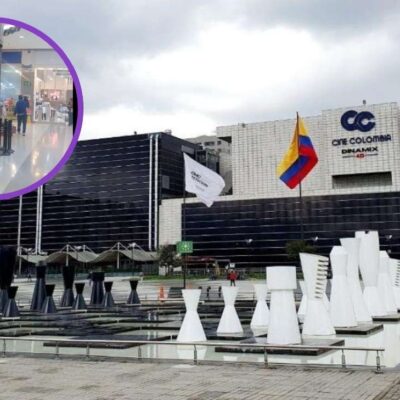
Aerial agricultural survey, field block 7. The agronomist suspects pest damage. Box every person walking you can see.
[14,95,29,135]
[68,97,73,128]
[228,269,237,287]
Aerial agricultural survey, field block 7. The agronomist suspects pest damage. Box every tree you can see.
[157,245,183,271]
[285,240,316,261]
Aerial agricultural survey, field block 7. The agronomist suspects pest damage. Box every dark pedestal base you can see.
[102,281,115,308]
[90,272,105,305]
[127,291,140,305]
[31,265,47,311]
[3,286,20,318]
[73,294,87,310]
[41,284,57,314]
[60,288,75,307]
[0,288,9,312]
[102,293,115,308]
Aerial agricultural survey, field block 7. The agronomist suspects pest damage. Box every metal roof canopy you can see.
[17,254,48,265]
[45,244,98,265]
[91,243,157,268]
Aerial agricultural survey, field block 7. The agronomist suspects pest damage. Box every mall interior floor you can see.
[0,122,72,194]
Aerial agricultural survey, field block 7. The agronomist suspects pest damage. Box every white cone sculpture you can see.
[250,284,269,329]
[217,286,243,334]
[389,259,400,310]
[378,251,397,314]
[340,238,372,323]
[300,253,335,336]
[267,266,301,345]
[177,289,206,342]
[330,246,357,328]
[297,280,307,323]
[355,230,387,316]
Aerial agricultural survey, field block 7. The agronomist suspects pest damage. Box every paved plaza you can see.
[0,357,399,400]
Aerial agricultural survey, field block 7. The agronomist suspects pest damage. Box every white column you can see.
[330,246,357,328]
[300,253,335,335]
[389,258,400,309]
[177,289,206,342]
[266,266,301,345]
[378,251,397,314]
[250,284,269,329]
[356,230,387,316]
[340,238,372,323]
[154,133,159,249]
[148,134,153,250]
[217,286,243,334]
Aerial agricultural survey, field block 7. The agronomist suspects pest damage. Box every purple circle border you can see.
[0,17,84,200]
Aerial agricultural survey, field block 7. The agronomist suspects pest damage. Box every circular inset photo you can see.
[0,18,83,200]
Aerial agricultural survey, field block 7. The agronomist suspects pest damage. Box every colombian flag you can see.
[277,114,318,189]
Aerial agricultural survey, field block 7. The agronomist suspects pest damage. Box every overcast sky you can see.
[2,0,400,140]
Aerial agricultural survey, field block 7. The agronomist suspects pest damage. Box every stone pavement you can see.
[0,357,399,400]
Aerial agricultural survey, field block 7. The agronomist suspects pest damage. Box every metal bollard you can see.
[264,348,268,368]
[341,349,346,369]
[86,344,90,359]
[376,351,383,374]
[193,344,198,365]
[55,343,60,359]
[138,346,142,361]
[2,339,6,357]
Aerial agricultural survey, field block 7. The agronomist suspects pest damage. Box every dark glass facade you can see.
[184,191,400,269]
[0,191,37,250]
[0,133,197,253]
[1,132,399,269]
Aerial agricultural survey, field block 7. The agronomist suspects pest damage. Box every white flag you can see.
[184,153,225,207]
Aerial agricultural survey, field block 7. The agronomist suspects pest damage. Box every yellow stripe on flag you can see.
[276,116,308,177]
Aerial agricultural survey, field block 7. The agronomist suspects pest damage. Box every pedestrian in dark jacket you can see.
[14,95,28,135]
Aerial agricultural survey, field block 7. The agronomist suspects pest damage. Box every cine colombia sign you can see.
[332,110,392,159]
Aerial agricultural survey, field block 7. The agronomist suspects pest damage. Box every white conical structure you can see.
[340,238,372,323]
[298,280,330,319]
[355,230,387,316]
[297,280,307,323]
[300,253,335,335]
[250,284,269,329]
[177,289,206,342]
[266,266,301,344]
[217,286,243,334]
[330,246,357,328]
[378,251,397,314]
[389,258,400,309]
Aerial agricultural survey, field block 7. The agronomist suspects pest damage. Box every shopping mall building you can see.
[0,101,399,268]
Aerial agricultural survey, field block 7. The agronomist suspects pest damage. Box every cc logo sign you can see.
[340,110,375,132]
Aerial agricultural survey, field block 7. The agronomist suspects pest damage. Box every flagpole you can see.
[182,179,187,289]
[297,112,304,241]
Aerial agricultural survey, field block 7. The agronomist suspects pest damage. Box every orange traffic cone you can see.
[159,285,165,301]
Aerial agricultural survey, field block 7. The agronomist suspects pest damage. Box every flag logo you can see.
[277,114,318,189]
[184,153,225,207]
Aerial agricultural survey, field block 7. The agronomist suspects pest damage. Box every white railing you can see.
[0,336,384,373]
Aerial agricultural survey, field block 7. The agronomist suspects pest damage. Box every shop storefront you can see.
[33,68,73,123]
[1,25,73,125]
